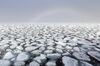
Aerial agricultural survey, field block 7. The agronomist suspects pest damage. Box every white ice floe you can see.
[62,56,78,66]
[73,52,90,61]
[34,54,47,64]
[14,61,25,66]
[3,52,15,60]
[46,61,56,66]
[25,46,39,52]
[29,61,40,66]
[16,52,30,61]
[0,60,11,66]
[47,53,61,60]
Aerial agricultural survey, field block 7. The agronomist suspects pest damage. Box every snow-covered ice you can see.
[0,25,100,66]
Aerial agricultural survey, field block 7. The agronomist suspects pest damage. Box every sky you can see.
[0,0,100,24]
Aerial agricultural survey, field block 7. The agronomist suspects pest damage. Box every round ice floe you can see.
[0,60,11,66]
[0,45,9,50]
[10,40,19,45]
[16,52,30,61]
[32,50,41,56]
[55,41,66,46]
[25,46,39,52]
[44,50,53,54]
[10,45,17,49]
[46,61,56,66]
[34,54,47,64]
[47,46,55,50]
[73,47,80,52]
[47,53,61,60]
[62,52,70,56]
[6,49,12,52]
[14,49,22,53]
[66,43,77,46]
[29,61,40,66]
[39,47,45,51]
[14,61,25,66]
[56,49,63,53]
[0,40,9,46]
[62,56,78,66]
[56,45,63,49]
[16,46,23,50]
[3,52,15,60]
[73,52,90,61]
[65,46,72,50]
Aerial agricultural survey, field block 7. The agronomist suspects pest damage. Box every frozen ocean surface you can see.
[0,24,100,66]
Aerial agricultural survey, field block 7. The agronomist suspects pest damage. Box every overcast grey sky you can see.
[0,0,100,24]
